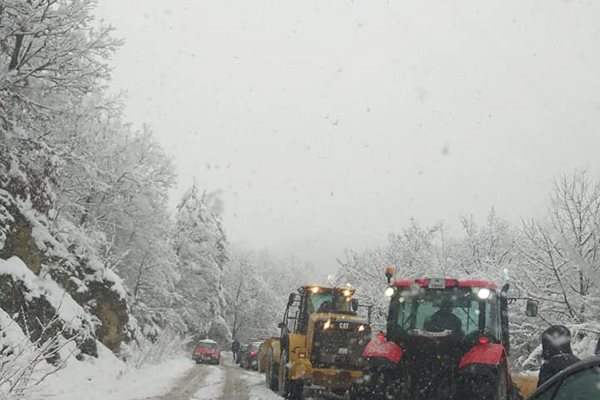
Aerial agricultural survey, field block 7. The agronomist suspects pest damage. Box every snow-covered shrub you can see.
[0,309,81,398]
[127,328,191,369]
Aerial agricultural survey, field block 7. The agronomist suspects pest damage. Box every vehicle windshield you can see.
[198,341,218,349]
[388,286,500,340]
[307,291,352,314]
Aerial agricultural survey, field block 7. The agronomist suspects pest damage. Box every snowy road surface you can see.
[143,358,281,400]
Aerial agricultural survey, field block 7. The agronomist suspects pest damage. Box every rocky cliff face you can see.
[0,190,131,359]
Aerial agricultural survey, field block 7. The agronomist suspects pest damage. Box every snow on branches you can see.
[337,172,600,368]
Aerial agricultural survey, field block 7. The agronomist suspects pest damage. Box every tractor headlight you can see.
[323,320,331,330]
[358,325,365,332]
[477,288,491,300]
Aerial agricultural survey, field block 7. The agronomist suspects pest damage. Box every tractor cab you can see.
[360,273,538,400]
[386,279,507,356]
[385,279,507,399]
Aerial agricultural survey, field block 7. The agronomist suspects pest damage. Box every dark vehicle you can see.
[359,274,538,400]
[528,356,600,400]
[192,339,221,365]
[240,341,262,370]
[236,344,248,364]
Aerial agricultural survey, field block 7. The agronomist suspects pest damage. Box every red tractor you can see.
[356,273,537,400]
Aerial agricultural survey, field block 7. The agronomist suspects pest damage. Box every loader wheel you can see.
[266,350,279,391]
[278,351,303,399]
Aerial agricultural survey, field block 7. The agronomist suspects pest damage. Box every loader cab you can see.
[280,285,361,335]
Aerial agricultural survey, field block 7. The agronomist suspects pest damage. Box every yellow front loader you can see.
[263,285,371,399]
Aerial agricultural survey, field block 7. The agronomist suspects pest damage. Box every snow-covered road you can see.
[143,358,281,400]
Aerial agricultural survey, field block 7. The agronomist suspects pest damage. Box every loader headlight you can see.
[323,320,332,330]
[358,325,365,332]
[385,287,395,297]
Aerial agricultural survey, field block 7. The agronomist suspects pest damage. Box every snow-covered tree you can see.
[173,185,229,343]
[222,249,318,342]
[512,171,600,365]
[337,220,444,329]
[0,0,186,360]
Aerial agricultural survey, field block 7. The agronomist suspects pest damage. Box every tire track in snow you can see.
[240,369,282,400]
[192,366,226,400]
[211,363,248,400]
[142,363,217,400]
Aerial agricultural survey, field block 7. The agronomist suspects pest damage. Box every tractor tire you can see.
[460,363,509,400]
[362,368,401,400]
[278,351,303,399]
[266,350,279,391]
[349,382,377,400]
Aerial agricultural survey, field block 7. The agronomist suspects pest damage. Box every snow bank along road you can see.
[143,358,282,400]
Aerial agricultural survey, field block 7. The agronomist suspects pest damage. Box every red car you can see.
[192,339,221,365]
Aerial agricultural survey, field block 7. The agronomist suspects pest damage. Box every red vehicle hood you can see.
[194,347,220,356]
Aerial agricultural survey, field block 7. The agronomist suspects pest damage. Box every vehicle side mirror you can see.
[287,293,296,308]
[351,298,359,312]
[526,299,538,317]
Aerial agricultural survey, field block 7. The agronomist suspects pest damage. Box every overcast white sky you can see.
[95,0,600,270]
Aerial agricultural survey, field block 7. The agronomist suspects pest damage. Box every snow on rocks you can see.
[0,257,91,332]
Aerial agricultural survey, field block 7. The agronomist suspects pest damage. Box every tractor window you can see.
[390,287,500,339]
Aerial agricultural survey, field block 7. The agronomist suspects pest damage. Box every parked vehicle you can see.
[192,339,221,365]
[357,272,538,400]
[527,356,600,400]
[240,341,262,370]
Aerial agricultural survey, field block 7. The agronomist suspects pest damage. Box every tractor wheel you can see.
[460,363,509,400]
[478,362,509,400]
[498,365,509,400]
[349,383,377,400]
[349,368,391,400]
[278,351,303,399]
[266,350,279,391]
